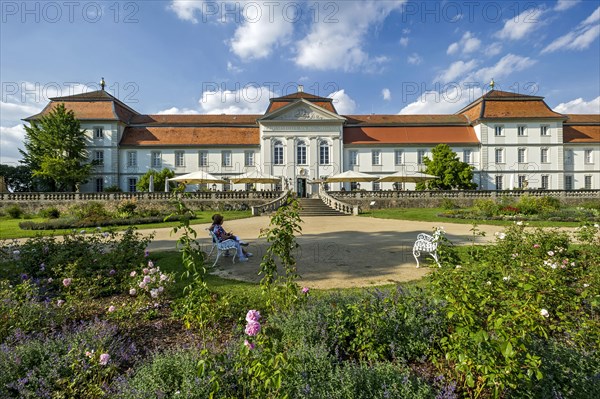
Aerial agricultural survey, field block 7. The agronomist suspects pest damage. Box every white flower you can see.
[486,281,492,285]
[130,271,137,277]
[139,281,147,289]
[129,288,137,296]
[583,284,590,288]
[108,305,116,312]
[540,309,549,318]
[158,286,164,293]
[594,224,599,229]
[160,274,168,282]
[503,276,510,281]
[495,232,506,240]
[516,221,523,226]
[150,289,159,298]
[547,251,555,256]
[455,265,462,269]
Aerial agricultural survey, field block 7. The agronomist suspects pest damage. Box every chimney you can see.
[298,84,304,93]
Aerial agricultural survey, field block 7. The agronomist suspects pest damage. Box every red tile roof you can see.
[344,114,469,125]
[344,126,479,145]
[564,114,600,124]
[265,91,337,114]
[563,125,600,143]
[120,126,260,146]
[129,114,260,125]
[266,101,337,113]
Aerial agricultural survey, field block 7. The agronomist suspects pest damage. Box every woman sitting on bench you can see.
[209,214,252,261]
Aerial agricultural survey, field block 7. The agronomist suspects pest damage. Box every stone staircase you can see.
[297,198,348,217]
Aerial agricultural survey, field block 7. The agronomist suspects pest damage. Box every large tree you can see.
[416,144,477,190]
[0,164,34,192]
[20,103,92,191]
[136,168,175,192]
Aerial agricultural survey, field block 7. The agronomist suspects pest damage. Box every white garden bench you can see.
[413,231,441,268]
[207,229,240,267]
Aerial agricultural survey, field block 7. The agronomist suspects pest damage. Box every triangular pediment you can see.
[259,99,346,122]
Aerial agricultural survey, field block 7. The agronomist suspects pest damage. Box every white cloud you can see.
[200,86,275,114]
[168,0,205,24]
[496,7,546,40]
[328,90,356,114]
[446,31,481,55]
[554,96,600,113]
[0,125,27,164]
[555,0,581,11]
[382,88,391,101]
[542,7,600,53]
[156,107,200,115]
[398,87,472,115]
[399,37,409,47]
[436,60,478,84]
[484,42,503,57]
[470,54,536,83]
[407,53,423,65]
[294,1,404,71]
[229,8,294,61]
[227,61,243,73]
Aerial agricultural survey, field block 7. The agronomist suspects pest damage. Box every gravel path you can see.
[142,216,507,289]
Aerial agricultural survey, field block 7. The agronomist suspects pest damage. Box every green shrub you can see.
[116,200,137,217]
[39,206,61,219]
[440,198,459,210]
[103,185,122,192]
[19,214,193,230]
[473,199,500,217]
[69,201,109,220]
[6,205,23,219]
[517,195,561,215]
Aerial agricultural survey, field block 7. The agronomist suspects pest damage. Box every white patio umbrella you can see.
[230,170,281,184]
[377,171,438,183]
[168,171,227,184]
[325,170,379,183]
[148,174,154,192]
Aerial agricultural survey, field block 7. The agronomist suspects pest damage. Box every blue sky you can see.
[1,0,599,164]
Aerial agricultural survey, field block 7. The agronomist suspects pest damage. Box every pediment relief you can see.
[275,105,328,121]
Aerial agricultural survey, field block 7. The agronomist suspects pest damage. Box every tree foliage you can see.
[136,168,175,192]
[416,144,477,190]
[0,164,34,192]
[19,103,92,191]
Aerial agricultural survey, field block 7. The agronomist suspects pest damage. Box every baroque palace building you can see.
[25,84,599,196]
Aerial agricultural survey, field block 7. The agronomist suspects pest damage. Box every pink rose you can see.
[302,287,310,294]
[244,339,255,350]
[62,278,72,287]
[245,321,261,336]
[245,310,261,322]
[99,353,110,366]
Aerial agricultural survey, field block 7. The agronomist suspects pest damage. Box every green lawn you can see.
[0,210,252,240]
[360,207,583,227]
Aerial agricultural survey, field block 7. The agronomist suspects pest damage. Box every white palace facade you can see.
[25,86,600,195]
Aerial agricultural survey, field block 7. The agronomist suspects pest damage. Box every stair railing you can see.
[251,190,292,216]
[318,184,359,215]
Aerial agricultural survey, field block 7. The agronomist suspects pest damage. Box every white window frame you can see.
[349,150,358,166]
[273,141,284,165]
[585,149,593,164]
[541,175,549,189]
[517,125,527,136]
[394,149,404,165]
[565,175,573,190]
[128,177,137,193]
[417,150,426,165]
[198,151,208,167]
[518,148,527,163]
[372,181,381,191]
[494,125,504,136]
[518,175,527,189]
[540,148,549,164]
[296,141,307,165]
[93,127,104,139]
[540,125,550,136]
[463,149,472,164]
[221,150,232,167]
[151,151,162,168]
[244,151,254,167]
[175,151,185,167]
[319,140,330,165]
[495,175,503,190]
[94,150,104,166]
[127,151,137,167]
[584,175,592,189]
[371,150,381,166]
[495,148,504,164]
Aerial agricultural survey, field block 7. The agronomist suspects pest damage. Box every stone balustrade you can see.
[251,190,291,216]
[328,189,600,200]
[319,186,359,215]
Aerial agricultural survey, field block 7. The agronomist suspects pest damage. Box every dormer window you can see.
[494,125,504,136]
[540,125,550,136]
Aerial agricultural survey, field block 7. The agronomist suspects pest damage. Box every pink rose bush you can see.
[128,260,173,303]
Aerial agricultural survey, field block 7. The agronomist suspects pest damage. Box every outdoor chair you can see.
[207,229,239,267]
[413,231,441,268]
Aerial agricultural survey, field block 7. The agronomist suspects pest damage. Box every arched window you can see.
[273,140,284,165]
[296,141,307,165]
[319,140,330,165]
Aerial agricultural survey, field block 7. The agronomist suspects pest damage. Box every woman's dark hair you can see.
[212,214,224,225]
